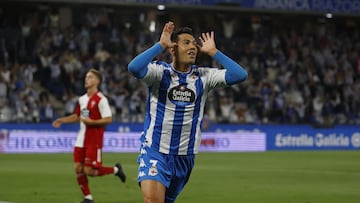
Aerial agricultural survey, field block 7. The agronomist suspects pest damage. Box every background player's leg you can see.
[97,165,114,175]
[75,162,91,199]
[83,147,126,182]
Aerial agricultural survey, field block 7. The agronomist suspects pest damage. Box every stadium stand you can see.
[0,2,359,126]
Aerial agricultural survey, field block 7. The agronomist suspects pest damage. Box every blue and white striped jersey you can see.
[128,43,248,155]
[141,61,227,155]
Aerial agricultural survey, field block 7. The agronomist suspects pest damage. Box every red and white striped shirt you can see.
[74,91,112,148]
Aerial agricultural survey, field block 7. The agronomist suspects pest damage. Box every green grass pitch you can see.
[0,151,359,203]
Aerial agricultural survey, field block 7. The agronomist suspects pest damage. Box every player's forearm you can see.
[128,43,164,78]
[86,117,112,126]
[60,114,80,124]
[213,51,248,85]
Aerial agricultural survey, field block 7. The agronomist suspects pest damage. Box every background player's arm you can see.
[80,97,113,126]
[80,116,112,127]
[52,114,80,128]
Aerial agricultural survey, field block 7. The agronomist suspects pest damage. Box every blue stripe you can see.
[187,73,203,154]
[169,105,185,154]
[169,73,187,154]
[141,86,152,143]
[152,69,171,151]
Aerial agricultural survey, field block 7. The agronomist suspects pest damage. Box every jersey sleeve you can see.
[200,68,228,90]
[128,43,164,78]
[213,51,248,85]
[142,62,166,85]
[98,97,112,118]
[74,102,81,116]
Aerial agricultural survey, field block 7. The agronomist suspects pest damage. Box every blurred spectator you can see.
[0,3,359,126]
[38,92,56,122]
[0,100,13,122]
[63,89,78,116]
[0,75,8,103]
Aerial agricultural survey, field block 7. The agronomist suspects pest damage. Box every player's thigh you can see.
[141,179,166,203]
[84,146,103,168]
[73,147,85,173]
[137,145,172,187]
[165,155,195,202]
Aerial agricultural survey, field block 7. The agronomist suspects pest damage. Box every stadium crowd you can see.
[0,4,359,126]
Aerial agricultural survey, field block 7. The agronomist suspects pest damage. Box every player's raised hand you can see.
[159,21,176,49]
[198,31,218,57]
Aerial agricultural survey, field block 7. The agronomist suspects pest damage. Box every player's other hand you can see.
[198,31,218,57]
[159,21,176,49]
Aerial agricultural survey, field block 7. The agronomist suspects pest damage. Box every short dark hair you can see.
[88,68,102,84]
[171,27,194,42]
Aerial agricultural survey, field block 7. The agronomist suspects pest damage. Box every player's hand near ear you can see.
[159,21,177,49]
[199,31,218,57]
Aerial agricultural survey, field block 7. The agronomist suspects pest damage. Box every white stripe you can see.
[97,148,101,163]
[193,90,208,154]
[75,122,86,147]
[178,105,194,155]
[159,97,176,154]
[145,95,157,147]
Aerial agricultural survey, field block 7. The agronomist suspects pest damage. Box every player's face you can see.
[174,33,198,66]
[84,72,99,89]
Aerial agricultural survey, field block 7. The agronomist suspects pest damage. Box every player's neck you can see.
[87,87,98,97]
[173,62,191,73]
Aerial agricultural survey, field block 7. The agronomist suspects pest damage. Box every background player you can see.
[52,68,126,203]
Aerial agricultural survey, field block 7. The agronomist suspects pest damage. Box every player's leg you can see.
[137,144,171,203]
[83,147,126,182]
[74,147,93,202]
[165,155,195,203]
[140,180,166,203]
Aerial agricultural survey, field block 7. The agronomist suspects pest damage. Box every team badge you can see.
[148,166,158,176]
[90,100,96,108]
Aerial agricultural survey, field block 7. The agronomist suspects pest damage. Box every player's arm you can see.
[128,21,176,78]
[80,96,112,126]
[127,43,163,78]
[80,116,112,127]
[52,114,80,128]
[199,31,248,85]
[214,51,248,85]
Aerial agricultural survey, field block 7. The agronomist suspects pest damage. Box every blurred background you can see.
[0,0,359,153]
[0,0,359,125]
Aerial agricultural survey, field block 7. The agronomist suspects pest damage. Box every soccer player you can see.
[52,68,126,203]
[128,21,248,203]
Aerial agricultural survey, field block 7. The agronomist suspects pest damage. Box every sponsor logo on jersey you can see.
[81,108,90,118]
[168,85,195,105]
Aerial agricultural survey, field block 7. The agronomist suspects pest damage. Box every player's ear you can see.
[169,46,176,55]
[196,44,201,52]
